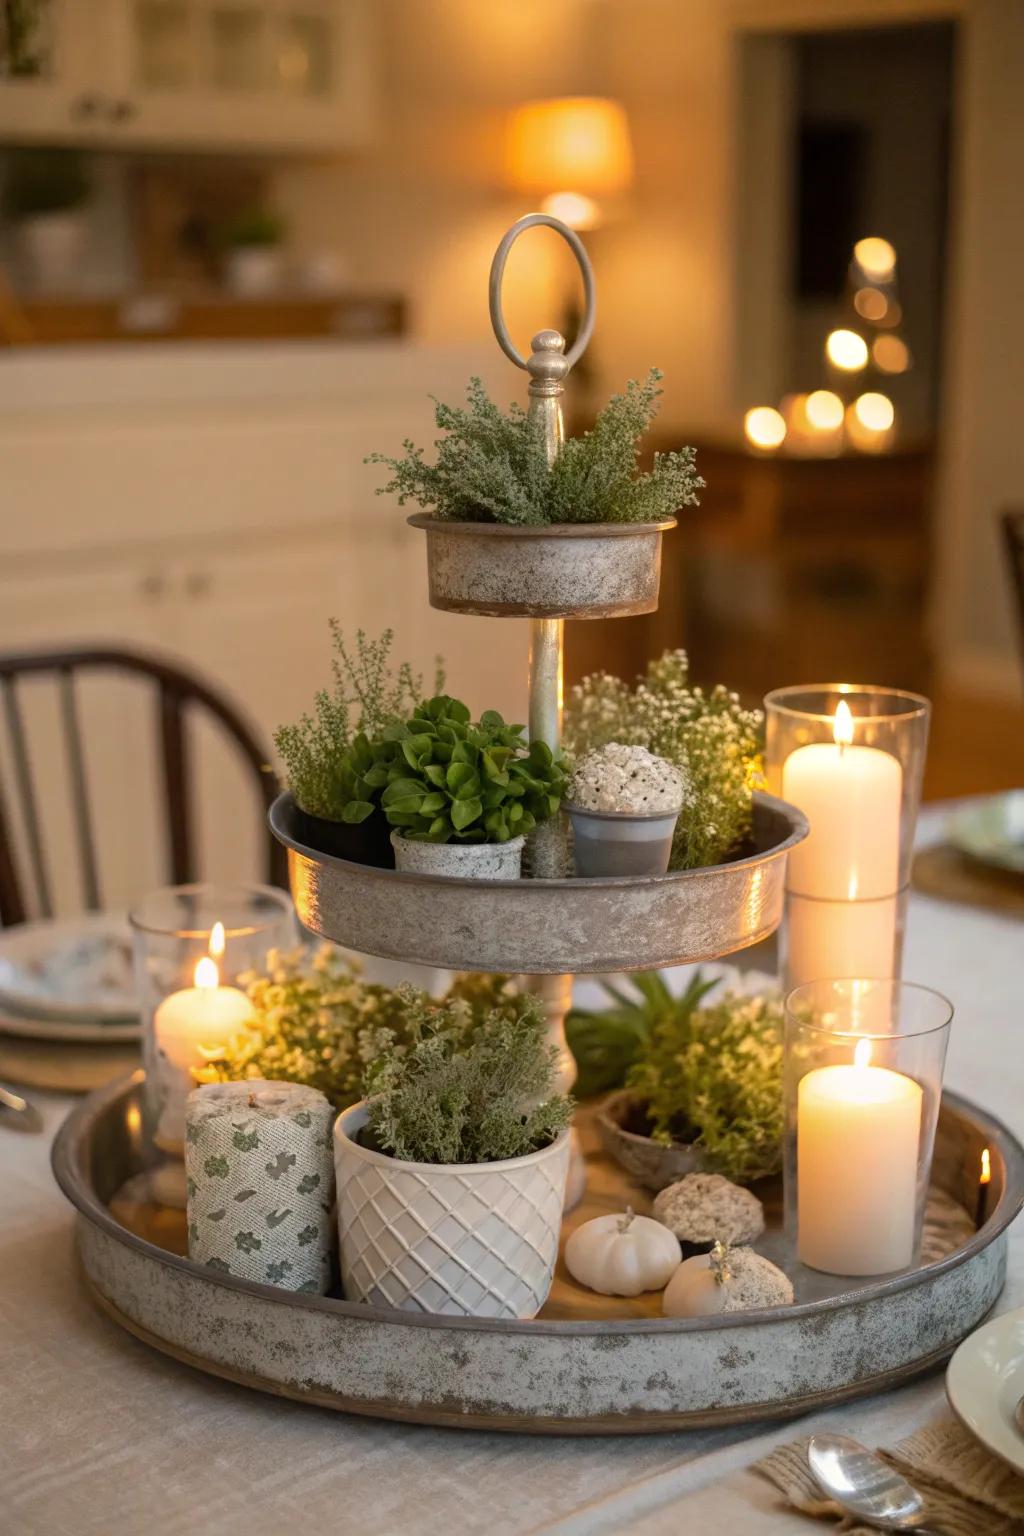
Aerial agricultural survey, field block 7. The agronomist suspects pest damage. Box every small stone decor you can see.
[652,1172,765,1254]
[662,1241,793,1318]
[185,1079,336,1293]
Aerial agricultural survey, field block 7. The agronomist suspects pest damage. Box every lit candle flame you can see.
[194,955,219,989]
[980,1147,991,1186]
[833,699,854,748]
[209,921,225,959]
[854,1037,872,1070]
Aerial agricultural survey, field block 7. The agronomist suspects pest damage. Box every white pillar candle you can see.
[783,701,902,900]
[786,892,898,989]
[797,1038,922,1275]
[152,928,254,1153]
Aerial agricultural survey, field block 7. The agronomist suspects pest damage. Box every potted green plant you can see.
[565,742,686,877]
[275,624,443,868]
[220,208,286,296]
[366,371,703,618]
[2,147,91,293]
[570,971,784,1191]
[333,994,574,1318]
[377,694,567,880]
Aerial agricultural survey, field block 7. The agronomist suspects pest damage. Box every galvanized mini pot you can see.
[596,1090,704,1192]
[334,1103,570,1319]
[390,831,524,880]
[409,514,676,619]
[567,804,681,878]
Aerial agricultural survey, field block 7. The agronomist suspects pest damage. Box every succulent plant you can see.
[374,694,568,844]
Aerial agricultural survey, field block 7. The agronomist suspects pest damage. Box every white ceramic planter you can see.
[334,1102,570,1318]
[225,247,284,297]
[390,831,524,880]
[17,211,87,293]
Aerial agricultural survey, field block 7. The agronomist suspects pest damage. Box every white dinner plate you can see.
[946,1307,1024,1475]
[0,912,139,1030]
[947,792,1024,875]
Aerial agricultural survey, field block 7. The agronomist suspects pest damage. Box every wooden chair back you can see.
[1002,509,1024,674]
[0,646,285,926]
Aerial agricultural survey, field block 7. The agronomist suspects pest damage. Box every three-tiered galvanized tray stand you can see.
[53,216,1024,1432]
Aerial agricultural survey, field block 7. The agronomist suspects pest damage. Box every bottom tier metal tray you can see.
[53,1075,1023,1435]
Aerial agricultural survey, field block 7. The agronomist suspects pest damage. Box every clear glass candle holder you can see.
[130,884,296,1157]
[764,685,931,898]
[784,978,953,1278]
[782,888,909,992]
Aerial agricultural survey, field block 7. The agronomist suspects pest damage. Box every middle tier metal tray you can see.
[269,790,809,973]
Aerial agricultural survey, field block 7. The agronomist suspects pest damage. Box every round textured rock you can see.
[652,1173,765,1254]
[409,514,677,619]
[390,831,524,880]
[663,1247,794,1318]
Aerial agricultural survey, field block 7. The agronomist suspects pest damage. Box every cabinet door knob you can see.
[109,98,138,123]
[184,571,211,598]
[140,572,166,600]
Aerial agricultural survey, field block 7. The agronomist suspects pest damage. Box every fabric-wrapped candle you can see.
[185,1080,336,1293]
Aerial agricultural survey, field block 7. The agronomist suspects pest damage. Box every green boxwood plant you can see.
[360,694,567,844]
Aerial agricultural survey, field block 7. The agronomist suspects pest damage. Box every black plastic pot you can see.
[295,806,394,869]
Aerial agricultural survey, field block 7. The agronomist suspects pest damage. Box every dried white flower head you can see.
[569,743,687,815]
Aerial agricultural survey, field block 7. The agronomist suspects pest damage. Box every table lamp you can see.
[506,96,633,230]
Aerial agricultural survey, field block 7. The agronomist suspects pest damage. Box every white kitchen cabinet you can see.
[0,0,373,152]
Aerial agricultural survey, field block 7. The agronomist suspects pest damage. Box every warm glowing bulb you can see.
[833,699,854,747]
[980,1147,991,1185]
[209,920,226,959]
[853,287,888,322]
[854,392,895,432]
[194,955,219,988]
[873,335,910,374]
[854,1037,872,1070]
[540,190,601,230]
[744,405,786,450]
[854,236,896,280]
[826,329,869,370]
[806,389,844,430]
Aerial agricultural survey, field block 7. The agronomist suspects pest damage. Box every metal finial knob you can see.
[488,214,596,376]
[527,329,570,396]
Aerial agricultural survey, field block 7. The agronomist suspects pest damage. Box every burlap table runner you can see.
[756,1419,1024,1534]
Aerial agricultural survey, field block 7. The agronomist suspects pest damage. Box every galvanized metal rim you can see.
[407,513,677,538]
[51,1073,1024,1339]
[270,790,809,890]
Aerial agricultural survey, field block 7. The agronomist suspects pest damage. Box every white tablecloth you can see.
[2,805,1021,1536]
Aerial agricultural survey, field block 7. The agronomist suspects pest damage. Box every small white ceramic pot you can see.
[566,804,681,878]
[334,1102,570,1318]
[390,831,524,880]
[224,246,283,296]
[17,211,87,293]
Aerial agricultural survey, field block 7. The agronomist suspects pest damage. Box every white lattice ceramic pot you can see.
[334,1103,570,1319]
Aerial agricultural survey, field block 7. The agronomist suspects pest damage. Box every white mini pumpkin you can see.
[565,1207,681,1297]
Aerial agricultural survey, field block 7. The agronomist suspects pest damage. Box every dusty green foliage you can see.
[195,944,523,1111]
[274,623,443,821]
[563,649,763,870]
[366,993,574,1165]
[625,976,784,1184]
[566,969,719,1098]
[374,694,567,844]
[366,370,703,527]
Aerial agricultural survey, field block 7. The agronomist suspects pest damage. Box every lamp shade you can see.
[506,97,634,197]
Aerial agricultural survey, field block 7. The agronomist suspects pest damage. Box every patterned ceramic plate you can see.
[947,792,1024,874]
[0,913,140,1037]
[947,1306,1024,1475]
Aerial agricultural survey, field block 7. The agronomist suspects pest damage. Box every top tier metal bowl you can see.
[269,790,808,974]
[408,514,678,619]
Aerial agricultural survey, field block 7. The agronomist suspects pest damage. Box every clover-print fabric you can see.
[185,1080,336,1293]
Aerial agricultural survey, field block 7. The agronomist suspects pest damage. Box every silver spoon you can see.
[808,1433,937,1532]
[0,1081,43,1132]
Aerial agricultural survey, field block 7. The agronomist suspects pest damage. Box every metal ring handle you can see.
[488,213,596,372]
